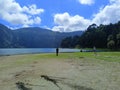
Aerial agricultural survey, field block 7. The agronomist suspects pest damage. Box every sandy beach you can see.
[0,53,120,90]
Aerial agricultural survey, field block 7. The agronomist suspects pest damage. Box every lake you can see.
[0,48,81,55]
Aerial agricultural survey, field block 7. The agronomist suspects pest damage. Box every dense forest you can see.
[61,21,120,49]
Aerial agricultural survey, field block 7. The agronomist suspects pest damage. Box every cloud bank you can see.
[0,0,120,32]
[52,12,90,32]
[0,0,44,27]
[78,0,95,5]
[52,0,120,32]
[93,0,120,25]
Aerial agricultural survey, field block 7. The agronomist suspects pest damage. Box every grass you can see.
[29,52,120,61]
[20,51,120,62]
[1,52,119,67]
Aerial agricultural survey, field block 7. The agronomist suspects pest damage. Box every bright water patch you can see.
[0,48,80,55]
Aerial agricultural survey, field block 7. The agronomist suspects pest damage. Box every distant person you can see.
[80,49,82,52]
[56,48,59,56]
[93,46,97,55]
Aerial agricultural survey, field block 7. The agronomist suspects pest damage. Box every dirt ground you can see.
[0,54,120,90]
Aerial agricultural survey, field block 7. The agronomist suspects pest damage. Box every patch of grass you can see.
[1,52,120,67]
[95,52,120,62]
[25,52,120,62]
[28,53,73,59]
[73,52,120,62]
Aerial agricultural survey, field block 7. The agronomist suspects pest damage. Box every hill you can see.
[0,24,83,48]
[0,24,13,48]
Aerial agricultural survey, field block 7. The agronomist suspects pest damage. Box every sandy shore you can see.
[0,53,120,90]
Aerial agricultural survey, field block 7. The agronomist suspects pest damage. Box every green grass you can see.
[73,52,120,62]
[22,52,120,62]
[94,52,120,62]
[3,52,120,66]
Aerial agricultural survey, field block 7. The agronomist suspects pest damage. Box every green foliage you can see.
[116,33,120,48]
[61,21,120,49]
[107,40,115,49]
[75,44,80,48]
[107,35,114,41]
[61,36,80,48]
[61,37,72,48]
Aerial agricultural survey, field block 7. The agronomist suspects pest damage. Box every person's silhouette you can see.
[56,48,59,56]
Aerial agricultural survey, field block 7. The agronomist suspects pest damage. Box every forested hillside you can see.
[0,24,83,48]
[61,21,120,49]
[0,24,14,48]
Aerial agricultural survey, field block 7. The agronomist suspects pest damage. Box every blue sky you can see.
[0,0,120,32]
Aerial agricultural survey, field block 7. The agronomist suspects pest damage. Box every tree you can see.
[116,33,120,48]
[107,35,115,49]
[61,21,120,49]
[60,37,72,48]
[107,40,115,49]
[107,35,114,41]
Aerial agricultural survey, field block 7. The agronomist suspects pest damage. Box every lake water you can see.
[0,48,81,55]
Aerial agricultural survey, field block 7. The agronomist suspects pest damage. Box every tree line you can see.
[61,21,120,50]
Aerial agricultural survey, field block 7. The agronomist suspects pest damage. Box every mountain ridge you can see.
[0,24,83,48]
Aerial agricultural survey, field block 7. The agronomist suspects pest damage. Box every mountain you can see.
[0,24,13,48]
[0,24,83,48]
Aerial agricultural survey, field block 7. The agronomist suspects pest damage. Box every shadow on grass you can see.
[40,75,94,90]
[16,75,94,90]
[16,82,32,90]
[16,81,46,90]
[41,75,62,90]
[63,82,94,90]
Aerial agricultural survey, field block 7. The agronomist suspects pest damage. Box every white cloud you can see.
[78,0,95,5]
[23,4,44,15]
[34,17,41,24]
[110,0,120,4]
[0,0,44,27]
[54,13,70,26]
[52,0,120,32]
[92,0,120,25]
[52,12,91,32]
[52,26,66,32]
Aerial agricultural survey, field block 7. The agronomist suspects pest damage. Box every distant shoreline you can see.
[0,48,80,56]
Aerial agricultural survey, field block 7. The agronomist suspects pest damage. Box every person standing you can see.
[93,46,97,55]
[56,48,59,56]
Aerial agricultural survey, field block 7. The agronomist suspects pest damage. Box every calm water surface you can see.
[0,48,80,55]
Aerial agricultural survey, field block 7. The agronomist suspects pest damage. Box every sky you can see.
[0,0,120,32]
